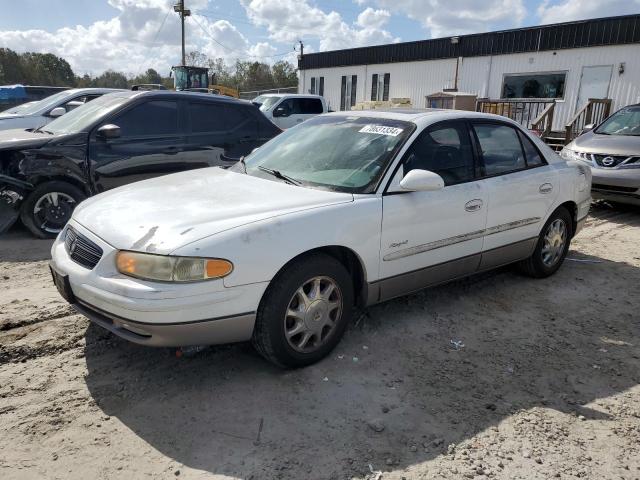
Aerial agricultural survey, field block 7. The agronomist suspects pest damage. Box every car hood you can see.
[571,131,640,156]
[0,128,52,150]
[73,167,354,254]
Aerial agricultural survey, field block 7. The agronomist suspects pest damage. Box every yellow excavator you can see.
[171,65,239,98]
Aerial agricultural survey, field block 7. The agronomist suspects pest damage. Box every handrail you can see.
[476,98,555,129]
[530,101,555,137]
[565,98,612,144]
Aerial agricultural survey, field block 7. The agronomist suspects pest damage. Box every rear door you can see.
[89,98,188,191]
[470,121,558,269]
[184,101,260,168]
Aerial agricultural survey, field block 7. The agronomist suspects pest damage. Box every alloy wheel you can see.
[541,218,567,267]
[284,276,343,353]
[33,192,76,234]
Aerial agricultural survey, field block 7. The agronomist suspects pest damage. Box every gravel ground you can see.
[0,202,639,480]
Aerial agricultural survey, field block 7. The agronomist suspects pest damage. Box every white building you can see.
[298,14,640,130]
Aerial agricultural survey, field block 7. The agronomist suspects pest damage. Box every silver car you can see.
[561,104,640,206]
[0,88,125,131]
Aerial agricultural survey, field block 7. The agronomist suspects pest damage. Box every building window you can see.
[371,73,390,101]
[310,76,324,96]
[501,72,566,99]
[340,75,358,111]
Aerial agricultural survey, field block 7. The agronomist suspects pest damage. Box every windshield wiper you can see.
[257,166,300,186]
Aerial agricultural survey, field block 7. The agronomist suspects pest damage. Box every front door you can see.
[89,99,187,192]
[576,65,612,112]
[379,120,488,301]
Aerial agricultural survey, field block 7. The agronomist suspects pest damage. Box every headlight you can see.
[560,147,590,163]
[559,147,577,160]
[116,251,233,282]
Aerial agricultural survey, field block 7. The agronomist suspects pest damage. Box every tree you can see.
[91,70,129,89]
[185,51,208,68]
[271,60,298,88]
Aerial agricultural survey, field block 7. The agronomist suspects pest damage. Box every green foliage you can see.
[0,48,299,93]
[0,48,73,86]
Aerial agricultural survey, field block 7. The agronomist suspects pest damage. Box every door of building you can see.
[575,65,612,112]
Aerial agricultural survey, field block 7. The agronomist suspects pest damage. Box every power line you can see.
[189,15,294,60]
[151,9,171,45]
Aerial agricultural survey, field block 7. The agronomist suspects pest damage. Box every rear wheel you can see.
[20,181,86,238]
[518,207,573,278]
[252,253,354,368]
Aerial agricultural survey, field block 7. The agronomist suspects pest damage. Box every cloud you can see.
[241,0,398,52]
[0,0,279,76]
[537,0,640,24]
[370,0,527,37]
[356,8,391,30]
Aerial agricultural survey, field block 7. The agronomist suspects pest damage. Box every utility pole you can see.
[174,0,191,65]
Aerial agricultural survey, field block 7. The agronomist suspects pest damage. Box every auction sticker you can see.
[359,125,403,136]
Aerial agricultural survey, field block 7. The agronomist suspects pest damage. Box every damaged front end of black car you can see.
[0,173,31,232]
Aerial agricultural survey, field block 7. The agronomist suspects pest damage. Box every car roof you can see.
[65,87,128,94]
[325,108,527,128]
[108,89,254,106]
[256,93,323,98]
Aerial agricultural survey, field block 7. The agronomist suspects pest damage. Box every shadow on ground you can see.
[0,224,54,262]
[83,245,640,479]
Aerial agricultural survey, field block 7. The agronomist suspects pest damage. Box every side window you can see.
[297,98,323,114]
[517,130,545,167]
[278,99,294,115]
[188,102,226,133]
[473,123,525,176]
[188,102,249,133]
[403,122,475,186]
[224,105,249,128]
[112,100,178,137]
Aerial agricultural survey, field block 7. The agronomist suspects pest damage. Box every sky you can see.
[0,0,638,77]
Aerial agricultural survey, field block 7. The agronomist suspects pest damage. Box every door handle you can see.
[539,183,553,194]
[465,199,483,212]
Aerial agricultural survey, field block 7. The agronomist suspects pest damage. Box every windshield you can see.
[15,90,77,116]
[237,115,414,193]
[253,95,281,111]
[44,94,129,134]
[595,106,640,136]
[1,101,37,114]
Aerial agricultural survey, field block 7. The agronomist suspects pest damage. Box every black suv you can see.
[0,91,281,237]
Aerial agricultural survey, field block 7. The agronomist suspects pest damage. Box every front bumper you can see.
[590,168,640,205]
[50,221,268,347]
[72,301,256,347]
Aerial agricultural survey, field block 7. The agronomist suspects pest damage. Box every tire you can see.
[20,181,86,239]
[518,207,573,278]
[252,252,354,368]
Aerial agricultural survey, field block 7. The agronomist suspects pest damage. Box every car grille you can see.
[65,226,103,270]
[592,154,640,168]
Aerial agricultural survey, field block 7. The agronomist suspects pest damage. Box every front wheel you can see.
[20,181,86,238]
[252,253,354,368]
[518,207,573,278]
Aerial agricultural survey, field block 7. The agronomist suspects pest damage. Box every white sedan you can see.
[50,109,592,367]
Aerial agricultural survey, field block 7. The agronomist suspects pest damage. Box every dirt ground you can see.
[0,202,639,480]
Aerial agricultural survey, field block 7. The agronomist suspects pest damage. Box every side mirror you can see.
[399,169,445,192]
[96,124,121,140]
[582,123,594,134]
[273,106,289,118]
[49,107,66,118]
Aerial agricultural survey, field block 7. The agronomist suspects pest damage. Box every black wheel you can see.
[252,253,354,368]
[20,181,86,239]
[518,207,573,278]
